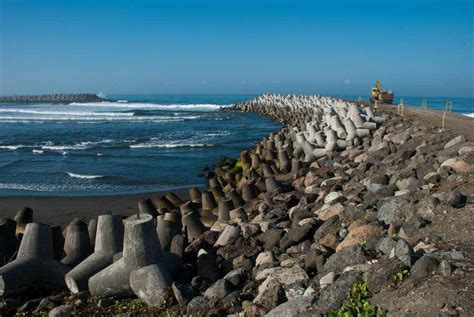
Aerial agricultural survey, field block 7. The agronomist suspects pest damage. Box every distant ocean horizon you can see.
[0,94,472,196]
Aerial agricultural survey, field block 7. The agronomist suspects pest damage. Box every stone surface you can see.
[322,245,368,273]
[363,257,407,293]
[204,279,232,300]
[48,305,73,317]
[394,239,415,267]
[253,277,287,311]
[410,255,438,280]
[317,271,362,314]
[336,224,383,251]
[265,296,314,317]
[319,271,336,288]
[377,197,410,225]
[172,283,195,305]
[255,265,309,287]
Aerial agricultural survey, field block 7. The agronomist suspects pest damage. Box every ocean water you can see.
[0,94,471,196]
[0,94,281,196]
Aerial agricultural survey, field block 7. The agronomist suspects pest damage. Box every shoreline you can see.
[0,188,193,227]
[1,102,472,226]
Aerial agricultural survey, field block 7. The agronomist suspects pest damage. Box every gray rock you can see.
[253,277,287,311]
[304,249,325,273]
[395,177,421,191]
[265,296,314,317]
[172,282,195,305]
[317,271,362,314]
[319,272,335,288]
[410,256,438,280]
[363,258,406,293]
[438,260,452,277]
[204,278,232,300]
[49,305,73,317]
[395,239,415,267]
[444,135,466,149]
[399,216,426,240]
[324,192,346,205]
[322,245,368,274]
[256,265,309,289]
[186,296,215,317]
[257,229,284,249]
[224,268,248,287]
[377,197,410,225]
[376,236,397,255]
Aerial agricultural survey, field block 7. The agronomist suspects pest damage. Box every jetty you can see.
[0,93,109,104]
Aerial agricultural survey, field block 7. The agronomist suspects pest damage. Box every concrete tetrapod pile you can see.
[0,94,473,316]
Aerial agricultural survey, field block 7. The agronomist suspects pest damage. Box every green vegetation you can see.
[389,269,410,286]
[328,280,386,317]
[230,160,243,174]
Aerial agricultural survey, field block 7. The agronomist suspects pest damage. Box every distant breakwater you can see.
[0,93,109,104]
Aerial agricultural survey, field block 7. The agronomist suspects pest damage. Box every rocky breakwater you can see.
[0,94,473,316]
[0,93,109,104]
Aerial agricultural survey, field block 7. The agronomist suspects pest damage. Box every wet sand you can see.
[0,189,192,227]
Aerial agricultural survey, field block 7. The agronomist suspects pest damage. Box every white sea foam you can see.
[32,149,44,154]
[66,172,104,179]
[0,145,26,150]
[463,113,474,118]
[0,109,134,117]
[70,101,231,111]
[130,143,214,149]
[206,131,230,137]
[41,139,113,151]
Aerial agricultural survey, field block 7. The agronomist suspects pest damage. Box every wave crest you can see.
[66,172,104,179]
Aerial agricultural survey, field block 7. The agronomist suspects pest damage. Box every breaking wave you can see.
[129,142,214,149]
[66,172,104,179]
[0,145,26,150]
[70,101,231,111]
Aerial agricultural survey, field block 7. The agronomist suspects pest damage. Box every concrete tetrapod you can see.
[88,214,164,297]
[0,219,17,264]
[61,218,93,267]
[0,223,70,296]
[65,215,124,293]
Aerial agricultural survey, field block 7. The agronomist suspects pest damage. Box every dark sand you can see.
[1,104,472,227]
[0,189,192,227]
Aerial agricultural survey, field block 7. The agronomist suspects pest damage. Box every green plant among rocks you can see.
[388,269,410,287]
[328,280,386,317]
[230,160,243,174]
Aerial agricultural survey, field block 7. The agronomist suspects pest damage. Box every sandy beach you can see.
[0,189,192,227]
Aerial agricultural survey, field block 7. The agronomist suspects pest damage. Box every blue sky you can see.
[0,0,472,96]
